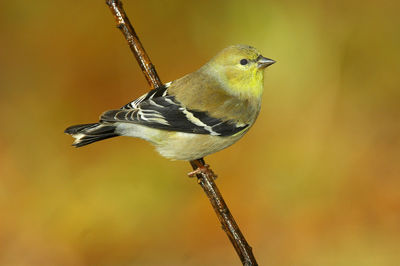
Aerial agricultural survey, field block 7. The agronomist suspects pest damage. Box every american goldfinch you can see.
[65,44,275,161]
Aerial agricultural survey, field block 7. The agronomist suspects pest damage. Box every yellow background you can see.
[1,0,399,265]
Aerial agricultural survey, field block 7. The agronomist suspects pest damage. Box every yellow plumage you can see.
[65,44,275,160]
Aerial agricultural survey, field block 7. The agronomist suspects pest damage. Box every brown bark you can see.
[106,1,258,265]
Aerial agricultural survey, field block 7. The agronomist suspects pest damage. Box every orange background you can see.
[1,0,399,265]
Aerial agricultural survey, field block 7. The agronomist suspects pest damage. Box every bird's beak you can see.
[257,55,276,69]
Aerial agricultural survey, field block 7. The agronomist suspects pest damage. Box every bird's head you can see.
[204,44,275,99]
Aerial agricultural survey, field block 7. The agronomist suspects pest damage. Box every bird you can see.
[65,44,275,168]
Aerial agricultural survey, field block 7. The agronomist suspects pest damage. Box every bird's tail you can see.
[64,123,118,147]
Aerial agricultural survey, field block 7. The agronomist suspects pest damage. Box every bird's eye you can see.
[240,59,248,65]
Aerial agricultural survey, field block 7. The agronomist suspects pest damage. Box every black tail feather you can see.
[65,123,118,147]
[65,123,99,134]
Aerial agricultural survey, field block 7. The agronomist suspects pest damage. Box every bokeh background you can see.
[1,0,399,265]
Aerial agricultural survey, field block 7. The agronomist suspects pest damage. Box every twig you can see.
[106,1,258,265]
[190,159,258,265]
[106,0,162,89]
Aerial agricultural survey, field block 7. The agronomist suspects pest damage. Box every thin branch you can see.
[106,1,258,265]
[190,159,258,266]
[106,0,162,89]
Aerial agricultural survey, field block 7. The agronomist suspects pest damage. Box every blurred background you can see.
[1,0,399,265]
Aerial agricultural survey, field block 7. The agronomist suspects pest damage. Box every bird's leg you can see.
[188,158,217,180]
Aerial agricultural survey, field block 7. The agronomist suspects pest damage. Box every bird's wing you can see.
[121,82,172,110]
[100,83,249,137]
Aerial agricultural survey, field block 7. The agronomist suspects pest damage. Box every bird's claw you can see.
[188,164,217,180]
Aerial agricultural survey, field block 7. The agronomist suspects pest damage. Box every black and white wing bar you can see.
[101,85,248,137]
[121,82,171,110]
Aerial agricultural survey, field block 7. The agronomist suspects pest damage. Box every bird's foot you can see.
[188,164,217,180]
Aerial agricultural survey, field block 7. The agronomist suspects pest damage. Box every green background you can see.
[1,0,399,265]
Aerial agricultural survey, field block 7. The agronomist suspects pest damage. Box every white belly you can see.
[116,123,245,160]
